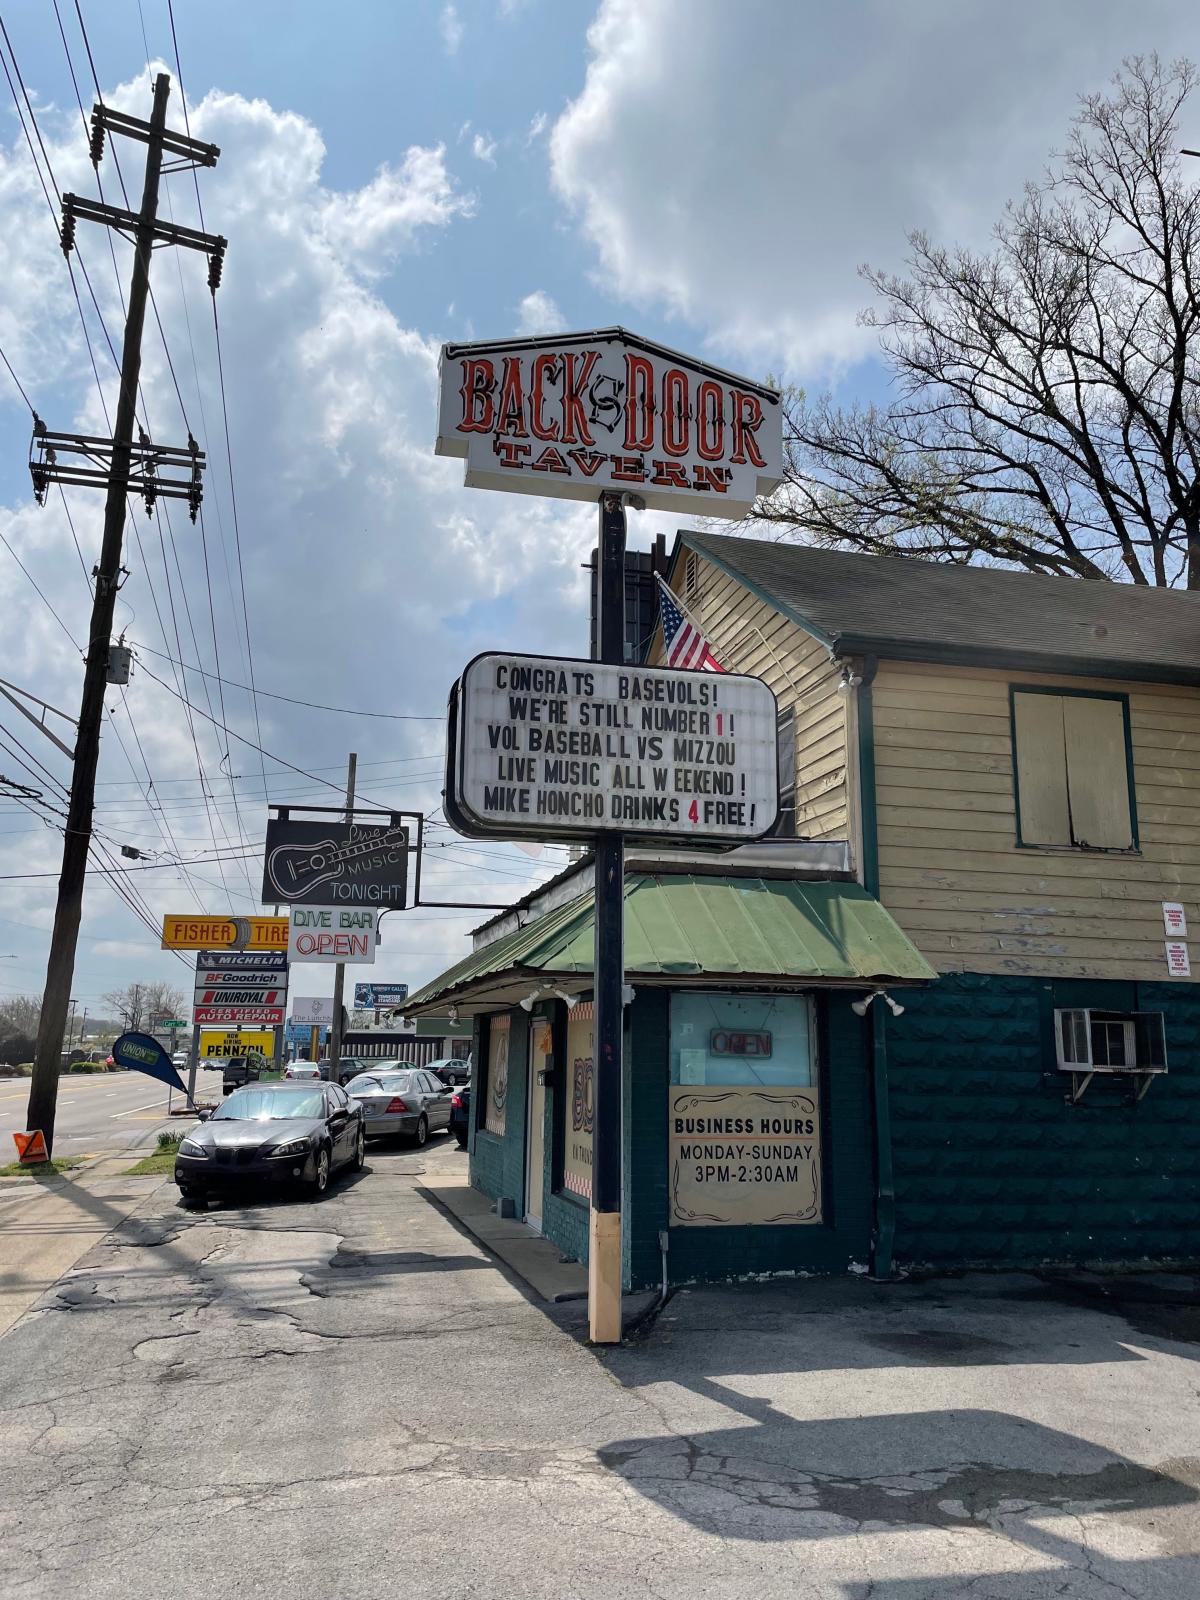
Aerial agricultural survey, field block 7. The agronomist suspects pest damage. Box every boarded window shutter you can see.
[1013,692,1071,846]
[1063,697,1133,849]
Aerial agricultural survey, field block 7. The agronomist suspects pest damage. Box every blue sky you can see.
[1,0,1197,1018]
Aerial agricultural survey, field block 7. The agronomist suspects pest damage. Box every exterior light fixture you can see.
[852,989,905,1018]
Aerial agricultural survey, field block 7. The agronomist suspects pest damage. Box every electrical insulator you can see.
[89,110,106,169]
[60,205,76,259]
[107,644,133,686]
[207,238,227,292]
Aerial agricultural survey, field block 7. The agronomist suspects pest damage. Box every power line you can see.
[130,639,443,719]
[134,659,411,809]
[209,293,270,803]
[0,528,80,650]
[0,338,34,413]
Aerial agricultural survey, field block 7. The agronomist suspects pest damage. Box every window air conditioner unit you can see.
[1054,1008,1167,1103]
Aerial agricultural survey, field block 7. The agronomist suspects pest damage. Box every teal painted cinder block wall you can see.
[887,973,1200,1267]
[469,1010,529,1215]
[624,990,875,1288]
[476,990,877,1291]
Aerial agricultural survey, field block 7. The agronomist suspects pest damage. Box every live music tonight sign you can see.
[261,817,408,909]
[435,328,783,517]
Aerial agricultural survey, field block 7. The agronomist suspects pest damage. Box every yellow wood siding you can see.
[873,662,1200,979]
[648,555,849,842]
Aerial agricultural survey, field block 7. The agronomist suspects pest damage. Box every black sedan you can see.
[174,1081,366,1204]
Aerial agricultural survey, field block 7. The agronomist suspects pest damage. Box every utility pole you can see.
[590,492,626,1344]
[26,74,225,1155]
[327,752,358,1079]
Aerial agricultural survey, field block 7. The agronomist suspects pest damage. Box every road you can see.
[1,1135,1199,1598]
[0,1067,224,1159]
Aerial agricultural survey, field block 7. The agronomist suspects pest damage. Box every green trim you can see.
[869,1003,895,1280]
[857,658,880,896]
[1008,684,1140,853]
[678,532,839,651]
[836,635,1200,688]
[857,657,893,1279]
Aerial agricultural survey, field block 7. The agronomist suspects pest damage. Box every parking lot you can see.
[2,1120,1200,1598]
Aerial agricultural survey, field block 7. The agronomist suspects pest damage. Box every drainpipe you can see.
[856,656,896,1282]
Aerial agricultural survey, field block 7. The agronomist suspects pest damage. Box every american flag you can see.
[655,575,725,672]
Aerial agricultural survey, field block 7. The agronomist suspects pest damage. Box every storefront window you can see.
[561,1002,593,1201]
[484,1014,509,1137]
[669,992,814,1087]
[668,992,821,1228]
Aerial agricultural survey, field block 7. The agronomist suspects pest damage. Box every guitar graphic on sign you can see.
[268,826,406,901]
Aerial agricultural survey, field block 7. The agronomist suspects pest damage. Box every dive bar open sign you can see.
[449,652,779,844]
[435,328,782,518]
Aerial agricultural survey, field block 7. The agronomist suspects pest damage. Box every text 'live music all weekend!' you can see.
[458,657,779,837]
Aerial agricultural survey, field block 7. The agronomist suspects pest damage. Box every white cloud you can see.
[0,66,587,1001]
[470,131,498,166]
[515,289,567,335]
[525,111,548,145]
[440,3,463,55]
[321,143,475,270]
[551,0,1200,377]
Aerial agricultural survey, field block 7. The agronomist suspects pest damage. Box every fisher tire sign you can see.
[447,652,779,844]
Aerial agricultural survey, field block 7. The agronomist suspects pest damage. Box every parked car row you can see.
[175,1058,473,1204]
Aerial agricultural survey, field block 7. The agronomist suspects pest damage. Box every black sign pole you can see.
[590,491,626,1344]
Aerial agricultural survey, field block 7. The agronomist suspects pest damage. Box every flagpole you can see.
[655,571,829,703]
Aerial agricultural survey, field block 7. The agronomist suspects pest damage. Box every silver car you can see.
[346,1065,451,1147]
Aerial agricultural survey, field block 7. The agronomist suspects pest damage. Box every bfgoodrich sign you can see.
[436,328,782,517]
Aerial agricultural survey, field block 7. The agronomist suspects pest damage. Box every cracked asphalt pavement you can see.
[2,1134,1200,1599]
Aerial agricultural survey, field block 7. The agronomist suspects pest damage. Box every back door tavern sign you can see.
[436,327,782,519]
[438,326,782,1345]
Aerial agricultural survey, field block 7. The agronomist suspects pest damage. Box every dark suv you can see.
[320,1056,378,1088]
[429,1056,471,1087]
[221,1051,266,1097]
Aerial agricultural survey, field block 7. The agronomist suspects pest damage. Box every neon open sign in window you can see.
[708,1029,773,1059]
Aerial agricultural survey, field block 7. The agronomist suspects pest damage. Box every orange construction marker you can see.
[13,1130,49,1164]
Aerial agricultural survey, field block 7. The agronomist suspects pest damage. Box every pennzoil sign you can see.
[435,328,782,517]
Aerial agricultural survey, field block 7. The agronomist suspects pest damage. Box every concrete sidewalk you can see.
[418,1166,660,1330]
[0,1147,170,1337]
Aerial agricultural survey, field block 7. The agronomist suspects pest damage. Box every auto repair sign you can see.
[193,951,288,1026]
[436,328,782,517]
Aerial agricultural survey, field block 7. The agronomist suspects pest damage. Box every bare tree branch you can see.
[752,55,1200,588]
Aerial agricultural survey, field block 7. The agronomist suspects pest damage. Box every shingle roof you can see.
[683,532,1200,685]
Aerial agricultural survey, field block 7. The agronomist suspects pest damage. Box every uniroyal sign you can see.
[435,328,782,517]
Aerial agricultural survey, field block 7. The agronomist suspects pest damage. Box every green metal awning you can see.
[404,874,935,1017]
